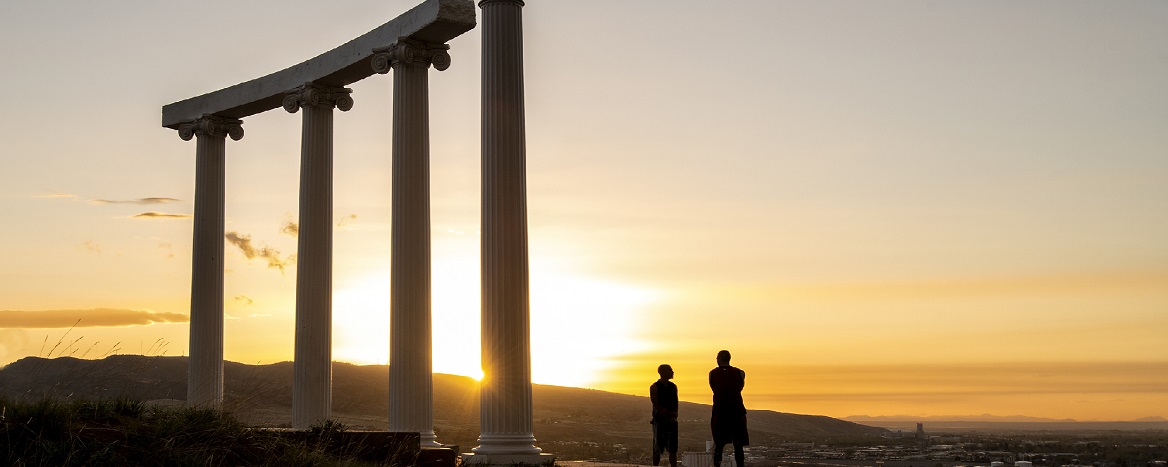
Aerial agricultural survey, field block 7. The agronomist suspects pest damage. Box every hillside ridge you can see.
[1,355,886,456]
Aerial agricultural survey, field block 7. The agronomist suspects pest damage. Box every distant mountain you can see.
[0,355,886,457]
[843,414,1168,433]
[845,414,1078,423]
[845,413,1168,424]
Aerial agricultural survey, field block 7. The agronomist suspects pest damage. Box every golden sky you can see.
[0,1,1166,422]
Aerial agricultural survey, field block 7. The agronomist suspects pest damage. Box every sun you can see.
[529,267,661,388]
[332,272,391,366]
[330,237,663,390]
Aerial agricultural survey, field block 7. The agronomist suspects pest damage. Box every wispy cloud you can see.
[224,231,292,273]
[132,212,191,219]
[158,241,175,259]
[92,197,181,205]
[83,240,102,254]
[32,193,78,201]
[337,213,358,228]
[0,308,189,328]
[281,221,298,237]
[717,270,1168,303]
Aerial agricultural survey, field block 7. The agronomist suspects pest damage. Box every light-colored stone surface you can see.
[161,0,474,129]
[474,0,549,461]
[386,40,444,447]
[183,116,242,408]
[165,0,476,434]
[287,84,351,428]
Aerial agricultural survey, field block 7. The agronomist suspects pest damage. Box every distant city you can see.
[565,424,1168,467]
[748,426,1168,467]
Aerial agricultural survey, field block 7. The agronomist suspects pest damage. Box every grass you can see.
[0,397,409,466]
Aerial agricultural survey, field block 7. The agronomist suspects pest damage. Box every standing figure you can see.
[709,350,748,467]
[650,364,679,467]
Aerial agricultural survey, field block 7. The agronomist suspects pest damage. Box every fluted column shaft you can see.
[475,0,542,457]
[287,84,352,429]
[181,116,242,409]
[375,39,450,447]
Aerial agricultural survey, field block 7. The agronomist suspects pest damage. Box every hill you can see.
[844,415,1168,432]
[0,355,886,460]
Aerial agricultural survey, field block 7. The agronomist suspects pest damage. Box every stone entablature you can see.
[161,0,474,128]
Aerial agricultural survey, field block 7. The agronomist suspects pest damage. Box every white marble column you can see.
[285,84,353,429]
[373,39,451,447]
[468,1,552,464]
[179,115,243,409]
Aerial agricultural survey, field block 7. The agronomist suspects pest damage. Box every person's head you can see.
[716,350,731,366]
[658,364,674,380]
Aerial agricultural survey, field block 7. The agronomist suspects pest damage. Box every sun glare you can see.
[330,241,664,391]
[530,266,662,389]
[332,272,391,365]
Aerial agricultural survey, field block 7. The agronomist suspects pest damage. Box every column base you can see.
[460,453,555,467]
[420,430,440,448]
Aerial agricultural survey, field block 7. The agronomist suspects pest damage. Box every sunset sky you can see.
[1,1,1165,422]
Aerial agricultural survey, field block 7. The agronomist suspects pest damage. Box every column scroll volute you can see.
[283,83,354,113]
[371,38,451,74]
[177,115,244,141]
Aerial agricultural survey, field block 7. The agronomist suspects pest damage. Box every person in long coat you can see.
[709,350,748,467]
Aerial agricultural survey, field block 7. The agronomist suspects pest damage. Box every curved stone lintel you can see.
[162,0,474,129]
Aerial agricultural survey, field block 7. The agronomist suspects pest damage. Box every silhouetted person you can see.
[650,364,679,467]
[709,350,748,467]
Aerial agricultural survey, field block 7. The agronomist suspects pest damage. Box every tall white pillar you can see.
[179,115,243,409]
[373,39,452,447]
[467,1,552,464]
[285,84,353,429]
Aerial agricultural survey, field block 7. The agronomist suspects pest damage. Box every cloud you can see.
[83,240,101,254]
[0,308,189,328]
[337,213,358,228]
[281,214,357,234]
[132,212,191,219]
[33,193,78,199]
[224,231,291,273]
[717,270,1168,304]
[92,197,181,205]
[0,329,30,363]
[158,242,175,259]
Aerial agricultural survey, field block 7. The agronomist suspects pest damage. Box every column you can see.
[178,115,243,409]
[468,0,552,464]
[373,39,451,447]
[285,83,353,429]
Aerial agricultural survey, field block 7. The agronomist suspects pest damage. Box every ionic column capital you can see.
[177,115,244,141]
[283,83,354,113]
[371,38,451,74]
[479,0,525,6]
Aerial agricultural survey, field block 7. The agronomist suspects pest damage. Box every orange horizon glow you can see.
[2,1,1166,425]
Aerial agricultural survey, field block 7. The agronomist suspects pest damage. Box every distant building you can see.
[915,423,925,438]
[682,441,737,467]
